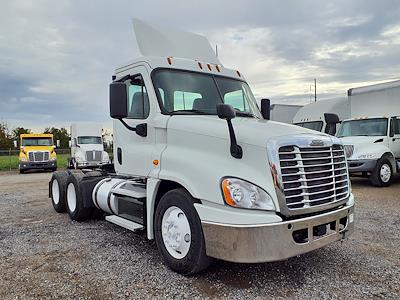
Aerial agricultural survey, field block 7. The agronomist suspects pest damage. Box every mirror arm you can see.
[118,118,147,137]
[226,119,243,159]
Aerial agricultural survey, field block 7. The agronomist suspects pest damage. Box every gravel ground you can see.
[0,171,399,299]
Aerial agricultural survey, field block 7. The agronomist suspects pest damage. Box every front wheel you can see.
[154,188,211,275]
[370,158,392,187]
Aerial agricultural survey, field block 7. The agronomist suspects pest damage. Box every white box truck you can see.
[338,80,400,186]
[49,20,354,275]
[269,104,303,124]
[68,123,111,169]
[293,97,350,134]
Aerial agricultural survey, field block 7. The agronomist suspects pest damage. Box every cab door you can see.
[113,65,157,177]
[389,117,400,159]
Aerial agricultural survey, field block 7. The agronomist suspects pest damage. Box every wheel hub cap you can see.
[161,206,191,259]
[380,164,391,183]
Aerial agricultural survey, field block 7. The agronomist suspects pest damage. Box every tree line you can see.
[0,122,113,151]
[0,122,70,149]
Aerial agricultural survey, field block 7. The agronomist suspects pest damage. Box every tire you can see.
[19,169,25,174]
[370,158,392,187]
[66,171,93,221]
[50,171,69,213]
[154,188,211,275]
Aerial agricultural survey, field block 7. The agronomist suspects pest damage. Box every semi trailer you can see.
[338,80,400,187]
[269,103,303,124]
[68,123,111,169]
[49,19,354,275]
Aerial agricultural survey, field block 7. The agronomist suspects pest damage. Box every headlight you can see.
[221,178,275,211]
[75,154,84,162]
[102,152,110,161]
[50,157,56,161]
[358,153,376,159]
[20,157,27,162]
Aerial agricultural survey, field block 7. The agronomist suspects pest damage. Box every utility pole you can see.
[314,78,317,102]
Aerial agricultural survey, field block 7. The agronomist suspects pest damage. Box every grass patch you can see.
[0,154,70,171]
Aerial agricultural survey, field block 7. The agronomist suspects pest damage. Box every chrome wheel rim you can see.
[161,206,191,259]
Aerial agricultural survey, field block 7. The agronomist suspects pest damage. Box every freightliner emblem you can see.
[310,139,324,147]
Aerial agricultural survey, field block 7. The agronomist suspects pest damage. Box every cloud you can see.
[0,0,400,130]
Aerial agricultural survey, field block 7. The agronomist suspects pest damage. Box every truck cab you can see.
[338,116,400,186]
[18,133,57,173]
[49,20,354,275]
[68,123,110,169]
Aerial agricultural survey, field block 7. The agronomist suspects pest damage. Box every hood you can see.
[340,136,386,146]
[167,115,330,147]
[22,146,54,152]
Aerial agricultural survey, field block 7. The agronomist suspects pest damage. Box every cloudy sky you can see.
[1,0,400,131]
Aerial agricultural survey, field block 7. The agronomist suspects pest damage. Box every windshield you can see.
[77,136,102,144]
[152,69,261,118]
[21,138,53,146]
[338,118,388,137]
[295,121,323,132]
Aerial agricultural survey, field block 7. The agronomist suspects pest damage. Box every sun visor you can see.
[132,18,221,65]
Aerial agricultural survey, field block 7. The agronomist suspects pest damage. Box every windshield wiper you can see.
[172,109,213,115]
[234,110,254,118]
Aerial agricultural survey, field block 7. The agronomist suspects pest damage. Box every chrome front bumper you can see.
[201,205,354,263]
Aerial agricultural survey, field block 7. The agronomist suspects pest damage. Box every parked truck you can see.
[68,123,111,169]
[17,133,57,173]
[49,20,354,275]
[269,103,303,124]
[338,80,400,186]
[292,97,350,134]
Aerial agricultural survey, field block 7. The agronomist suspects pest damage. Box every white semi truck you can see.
[49,20,354,275]
[338,80,400,187]
[269,103,303,124]
[292,97,350,135]
[68,123,111,169]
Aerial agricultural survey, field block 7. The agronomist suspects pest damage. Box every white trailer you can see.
[292,97,350,134]
[68,123,110,169]
[338,80,400,186]
[269,104,303,124]
[48,19,354,275]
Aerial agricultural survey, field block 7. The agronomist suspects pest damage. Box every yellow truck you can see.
[18,133,57,173]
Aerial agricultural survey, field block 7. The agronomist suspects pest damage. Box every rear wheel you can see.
[370,158,392,187]
[50,171,69,213]
[66,171,93,221]
[154,188,211,275]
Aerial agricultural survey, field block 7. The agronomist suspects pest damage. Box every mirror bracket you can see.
[119,119,147,137]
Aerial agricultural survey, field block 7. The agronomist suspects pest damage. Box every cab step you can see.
[105,215,144,232]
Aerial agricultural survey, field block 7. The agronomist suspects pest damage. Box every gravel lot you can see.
[0,171,399,299]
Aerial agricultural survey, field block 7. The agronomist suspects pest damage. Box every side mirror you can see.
[217,103,236,120]
[68,140,72,148]
[110,82,128,119]
[261,98,271,120]
[216,104,242,159]
[56,140,60,147]
[13,140,18,148]
[324,113,340,135]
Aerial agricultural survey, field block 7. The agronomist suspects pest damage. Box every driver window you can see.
[394,117,400,135]
[127,75,150,119]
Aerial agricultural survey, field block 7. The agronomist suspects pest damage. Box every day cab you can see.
[49,20,355,275]
[18,133,57,173]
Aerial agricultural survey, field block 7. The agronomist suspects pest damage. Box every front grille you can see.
[28,151,50,162]
[278,144,349,210]
[86,150,102,162]
[344,145,354,158]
